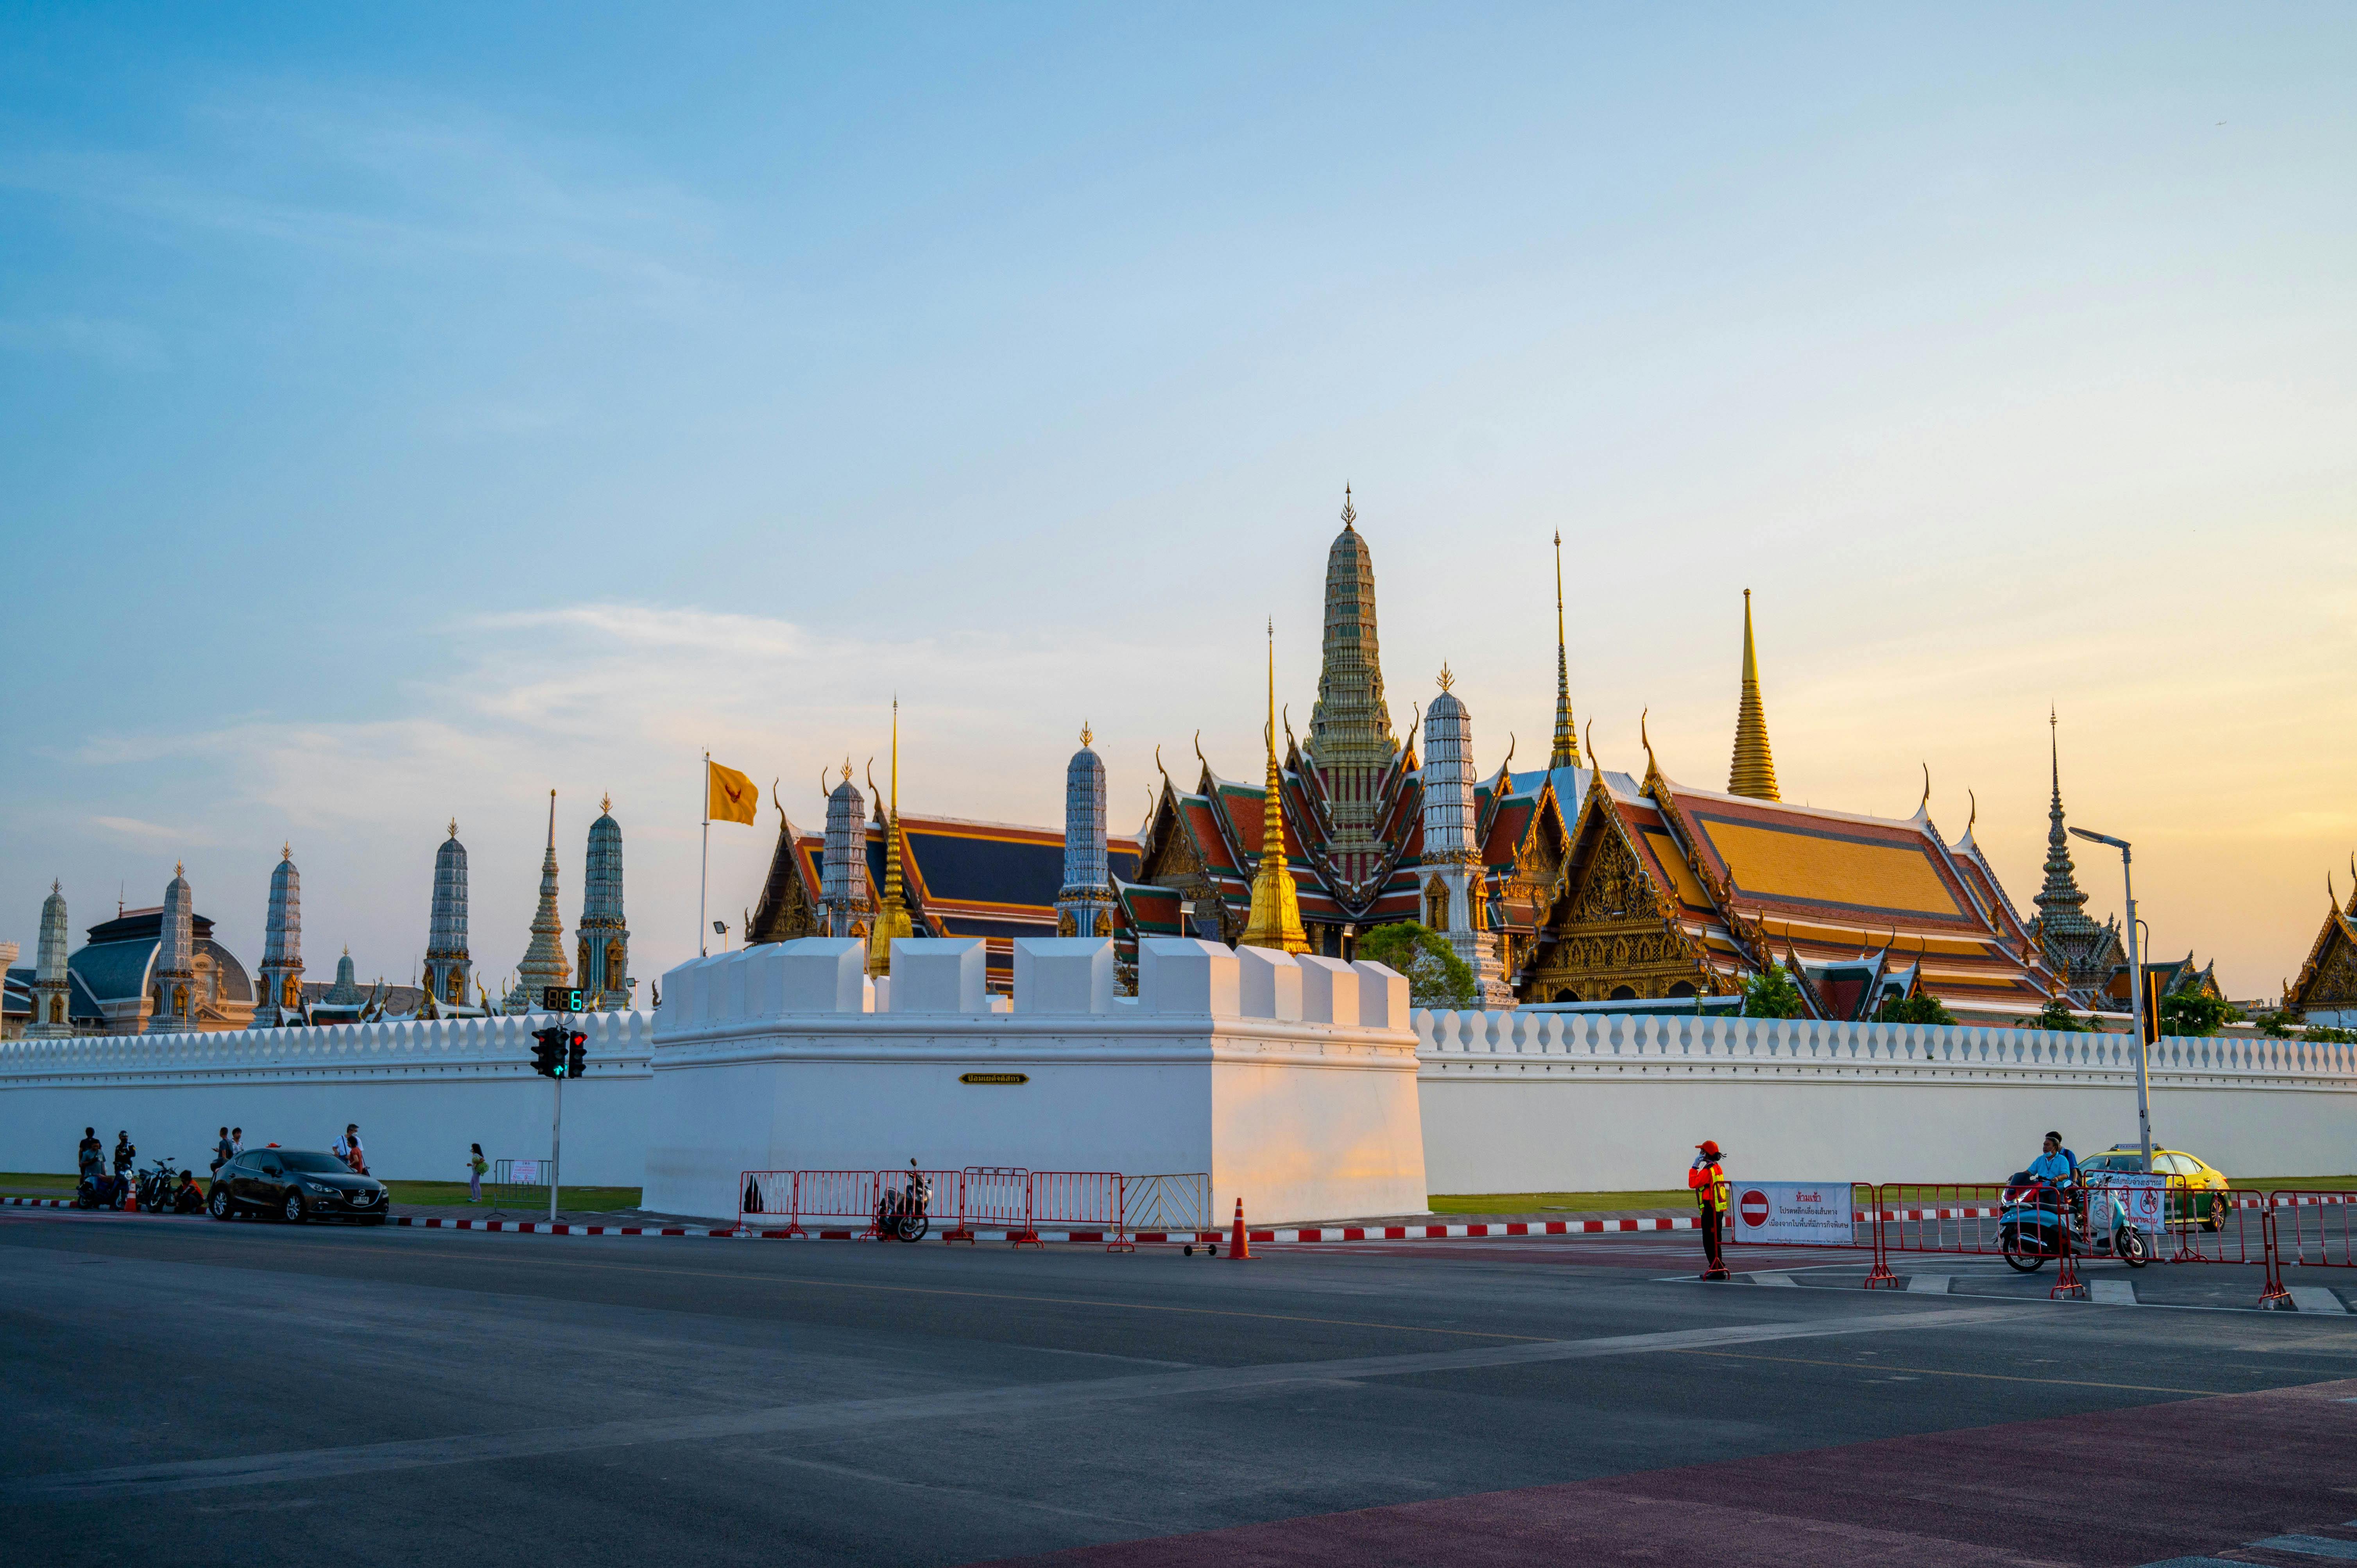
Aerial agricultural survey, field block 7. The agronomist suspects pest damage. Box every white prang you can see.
[644,936,1425,1226]
[1417,674,1512,1003]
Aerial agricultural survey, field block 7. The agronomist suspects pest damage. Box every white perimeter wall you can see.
[0,1013,652,1186]
[1416,1010,2357,1193]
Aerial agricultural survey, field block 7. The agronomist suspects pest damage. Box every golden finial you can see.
[601,792,611,815]
[448,817,458,839]
[1728,589,1780,800]
[174,861,183,878]
[1549,528,1579,768]
[1340,484,1355,529]
[1080,721,1093,748]
[1437,663,1454,693]
[1239,616,1309,953]
[841,757,852,784]
[281,842,291,861]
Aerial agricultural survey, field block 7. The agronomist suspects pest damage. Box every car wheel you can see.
[208,1186,233,1221]
[2204,1192,2226,1232]
[282,1192,306,1224]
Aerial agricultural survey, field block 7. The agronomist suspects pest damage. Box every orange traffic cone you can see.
[1228,1197,1252,1260]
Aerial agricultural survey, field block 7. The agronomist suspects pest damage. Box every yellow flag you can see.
[707,760,758,825]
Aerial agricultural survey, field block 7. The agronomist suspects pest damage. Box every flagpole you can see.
[699,749,711,957]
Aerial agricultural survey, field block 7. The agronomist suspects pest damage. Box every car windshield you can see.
[276,1151,350,1174]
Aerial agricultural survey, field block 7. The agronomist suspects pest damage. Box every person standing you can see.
[333,1123,367,1176]
[77,1127,103,1179]
[467,1143,487,1203]
[211,1127,236,1176]
[1689,1140,1730,1280]
[113,1130,136,1179]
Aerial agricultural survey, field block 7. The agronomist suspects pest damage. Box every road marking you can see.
[1749,1271,1798,1287]
[1673,1348,2234,1396]
[2090,1280,2139,1305]
[2289,1288,2349,1314]
[1906,1274,1951,1295]
[2250,1536,2357,1559]
[4,1305,2018,1502]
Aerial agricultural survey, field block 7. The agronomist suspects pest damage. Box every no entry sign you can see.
[1731,1182,1851,1245]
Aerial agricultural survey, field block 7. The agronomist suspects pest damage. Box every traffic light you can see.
[529,1026,565,1079]
[565,1030,587,1078]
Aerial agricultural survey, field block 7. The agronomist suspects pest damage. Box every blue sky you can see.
[4,6,2352,997]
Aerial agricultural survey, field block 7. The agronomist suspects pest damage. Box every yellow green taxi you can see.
[2080,1146,2232,1229]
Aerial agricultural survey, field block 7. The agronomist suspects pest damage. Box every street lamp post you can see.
[2069,825,2151,1174]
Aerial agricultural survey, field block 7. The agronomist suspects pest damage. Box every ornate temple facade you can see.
[2282,865,2357,1028]
[578,797,632,1010]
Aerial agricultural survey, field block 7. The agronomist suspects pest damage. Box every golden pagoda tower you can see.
[867,699,915,974]
[1546,529,1581,770]
[1727,589,1780,801]
[1239,619,1311,954]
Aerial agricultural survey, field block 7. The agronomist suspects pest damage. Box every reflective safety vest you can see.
[1689,1161,1728,1210]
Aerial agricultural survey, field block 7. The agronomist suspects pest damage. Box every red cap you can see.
[1696,1140,1721,1158]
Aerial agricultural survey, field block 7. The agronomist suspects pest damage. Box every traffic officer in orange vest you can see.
[1688,1140,1730,1279]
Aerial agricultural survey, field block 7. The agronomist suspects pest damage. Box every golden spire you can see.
[1548,529,1581,769]
[1727,589,1780,800]
[1240,619,1310,953]
[1080,720,1093,747]
[868,698,914,974]
[448,817,458,839]
[600,792,611,814]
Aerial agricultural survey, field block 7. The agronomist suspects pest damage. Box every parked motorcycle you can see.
[136,1156,180,1214]
[876,1161,933,1243]
[74,1172,127,1210]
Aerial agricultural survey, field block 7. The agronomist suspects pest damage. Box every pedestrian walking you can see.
[211,1127,236,1176]
[1688,1140,1730,1280]
[467,1143,487,1203]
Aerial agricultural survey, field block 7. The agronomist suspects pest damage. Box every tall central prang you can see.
[1303,486,1400,893]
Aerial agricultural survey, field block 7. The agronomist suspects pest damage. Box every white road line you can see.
[1750,1272,1799,1287]
[1906,1274,1951,1295]
[6,1305,2017,1502]
[2089,1280,2138,1306]
[2287,1287,2349,1314]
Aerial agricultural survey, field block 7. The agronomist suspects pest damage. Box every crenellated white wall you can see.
[0,1012,652,1186]
[1414,1009,2357,1193]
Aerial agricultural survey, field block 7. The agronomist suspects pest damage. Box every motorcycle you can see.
[876,1162,933,1243]
[75,1172,127,1210]
[136,1156,181,1214]
[2000,1173,2147,1273]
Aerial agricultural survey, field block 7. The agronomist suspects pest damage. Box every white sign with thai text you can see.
[510,1159,540,1185]
[1730,1181,1853,1245]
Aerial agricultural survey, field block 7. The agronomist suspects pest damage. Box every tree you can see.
[1874,993,1956,1026]
[2157,989,2238,1038]
[2305,1024,2357,1044]
[1739,964,1805,1019]
[1356,922,1479,1010]
[2033,997,2088,1033]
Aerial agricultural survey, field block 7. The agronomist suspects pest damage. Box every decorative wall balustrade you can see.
[1412,1010,2357,1089]
[0,1011,654,1086]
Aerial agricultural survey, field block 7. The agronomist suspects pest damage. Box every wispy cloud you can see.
[90,815,210,845]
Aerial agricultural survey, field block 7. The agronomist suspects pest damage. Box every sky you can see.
[2,5,2352,1002]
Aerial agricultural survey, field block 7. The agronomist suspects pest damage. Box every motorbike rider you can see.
[77,1128,103,1179]
[112,1131,136,1179]
[2026,1131,2077,1188]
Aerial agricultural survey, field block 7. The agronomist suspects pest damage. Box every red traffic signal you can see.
[566,1031,587,1078]
[529,1026,566,1079]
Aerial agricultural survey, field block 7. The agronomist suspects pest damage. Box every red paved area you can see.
[981,1377,2357,1567]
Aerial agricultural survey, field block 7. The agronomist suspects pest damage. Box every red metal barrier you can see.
[875,1169,964,1242]
[2269,1190,2357,1271]
[738,1170,797,1236]
[790,1169,881,1239]
[953,1167,1037,1247]
[1031,1171,1127,1252]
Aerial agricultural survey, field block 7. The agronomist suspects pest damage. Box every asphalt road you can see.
[5,1210,2356,1567]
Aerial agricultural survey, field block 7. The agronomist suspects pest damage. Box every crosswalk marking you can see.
[1905,1274,1950,1295]
[2089,1280,2138,1305]
[2287,1287,2348,1314]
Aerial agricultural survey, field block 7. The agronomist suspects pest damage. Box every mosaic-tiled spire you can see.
[425,820,471,1009]
[2035,709,2096,935]
[255,845,303,1025]
[867,701,915,975]
[515,791,570,1007]
[1547,531,1581,770]
[1728,589,1780,801]
[1057,723,1114,939]
[1305,486,1400,891]
[1241,621,1309,954]
[578,795,630,1008]
[820,761,872,937]
[147,863,196,1033]
[28,880,72,1038]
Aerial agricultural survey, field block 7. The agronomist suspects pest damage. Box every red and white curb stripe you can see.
[2,1197,73,1209]
[394,1216,733,1236]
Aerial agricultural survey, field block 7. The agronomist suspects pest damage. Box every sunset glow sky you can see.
[4,7,2352,1000]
